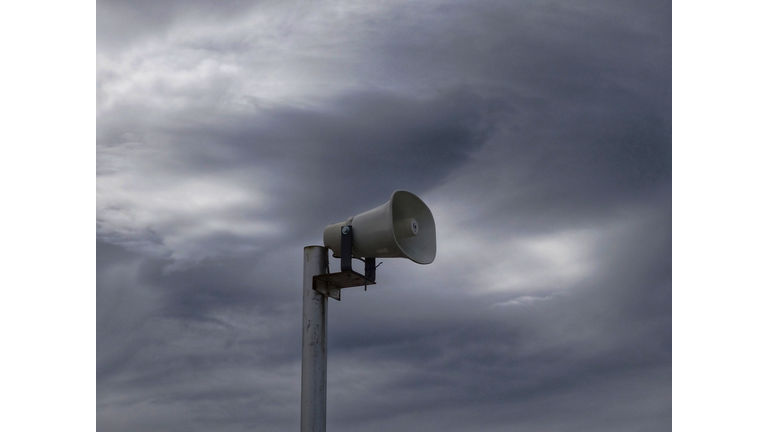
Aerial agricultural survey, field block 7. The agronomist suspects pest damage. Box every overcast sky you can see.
[95,0,671,430]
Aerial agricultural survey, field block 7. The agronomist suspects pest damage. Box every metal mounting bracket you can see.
[313,225,376,301]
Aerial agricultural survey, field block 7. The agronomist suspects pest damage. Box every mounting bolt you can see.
[341,226,350,235]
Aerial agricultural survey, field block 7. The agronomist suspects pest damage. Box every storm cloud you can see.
[97,0,671,430]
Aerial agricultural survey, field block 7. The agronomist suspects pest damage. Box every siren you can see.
[323,190,436,265]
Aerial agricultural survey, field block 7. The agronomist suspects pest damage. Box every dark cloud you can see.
[97,0,671,430]
[322,203,671,423]
[98,87,508,251]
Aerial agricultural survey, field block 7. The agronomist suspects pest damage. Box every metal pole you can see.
[301,246,328,432]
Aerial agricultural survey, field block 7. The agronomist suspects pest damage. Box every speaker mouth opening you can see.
[389,190,436,265]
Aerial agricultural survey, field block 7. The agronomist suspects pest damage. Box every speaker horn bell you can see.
[323,190,436,264]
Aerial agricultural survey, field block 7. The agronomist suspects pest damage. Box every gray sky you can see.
[96,0,672,430]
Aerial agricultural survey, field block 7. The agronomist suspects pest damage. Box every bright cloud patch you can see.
[422,198,599,295]
[97,138,279,264]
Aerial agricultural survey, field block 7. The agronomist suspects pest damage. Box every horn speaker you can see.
[323,190,436,264]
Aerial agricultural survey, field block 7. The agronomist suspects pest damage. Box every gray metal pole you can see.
[301,246,328,432]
